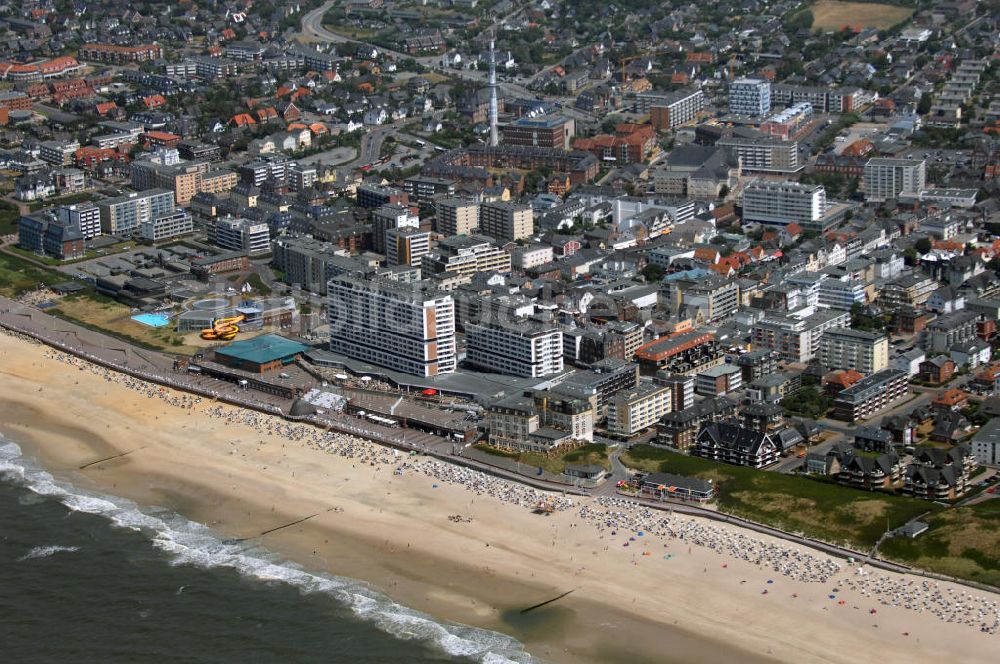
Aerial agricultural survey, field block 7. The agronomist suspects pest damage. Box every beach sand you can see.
[1,331,998,664]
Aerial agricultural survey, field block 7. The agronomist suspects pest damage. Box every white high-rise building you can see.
[466,321,564,377]
[98,189,175,235]
[385,226,430,268]
[728,78,771,117]
[863,158,926,202]
[214,216,270,256]
[327,275,456,376]
[742,180,826,226]
[57,202,101,239]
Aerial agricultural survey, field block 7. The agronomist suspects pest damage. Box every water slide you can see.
[200,314,245,341]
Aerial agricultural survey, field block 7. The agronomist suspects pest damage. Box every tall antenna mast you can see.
[488,30,499,148]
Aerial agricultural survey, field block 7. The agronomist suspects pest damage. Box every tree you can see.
[915,237,933,254]
[641,264,664,282]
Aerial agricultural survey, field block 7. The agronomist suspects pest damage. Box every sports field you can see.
[810,0,915,31]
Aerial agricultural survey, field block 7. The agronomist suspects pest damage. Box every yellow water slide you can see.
[200,314,245,341]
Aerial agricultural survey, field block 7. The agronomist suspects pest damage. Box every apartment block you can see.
[214,216,271,256]
[57,202,101,239]
[606,384,672,436]
[422,235,512,277]
[752,309,852,363]
[327,275,456,376]
[435,198,480,236]
[385,226,431,268]
[139,209,193,242]
[98,189,175,235]
[742,180,826,226]
[480,201,533,241]
[646,88,706,129]
[864,158,927,203]
[819,328,889,374]
[466,321,564,377]
[728,78,771,117]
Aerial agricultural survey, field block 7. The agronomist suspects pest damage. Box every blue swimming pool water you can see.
[131,313,170,328]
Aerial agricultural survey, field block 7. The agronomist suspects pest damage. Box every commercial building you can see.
[830,369,908,421]
[435,198,479,237]
[500,114,574,150]
[863,158,927,203]
[486,393,592,452]
[98,189,175,235]
[480,202,533,241]
[646,88,706,130]
[752,309,851,363]
[212,334,307,373]
[551,359,640,416]
[819,328,889,374]
[327,275,456,376]
[606,384,672,436]
[466,321,564,377]
[385,226,431,268]
[728,78,771,117]
[214,216,271,256]
[741,180,826,227]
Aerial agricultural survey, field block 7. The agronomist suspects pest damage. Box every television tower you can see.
[488,33,499,147]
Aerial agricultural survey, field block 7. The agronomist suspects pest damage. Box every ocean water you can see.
[0,438,535,664]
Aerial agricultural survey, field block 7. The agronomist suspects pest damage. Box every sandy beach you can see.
[1,329,998,664]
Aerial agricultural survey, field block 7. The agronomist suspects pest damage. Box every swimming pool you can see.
[131,313,171,328]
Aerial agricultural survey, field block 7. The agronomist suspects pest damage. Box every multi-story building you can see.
[645,88,706,129]
[741,180,826,226]
[199,169,239,195]
[752,309,851,364]
[830,369,908,421]
[130,160,208,205]
[287,163,317,192]
[923,310,980,352]
[56,202,101,239]
[214,216,271,256]
[770,84,860,114]
[327,275,456,376]
[356,183,407,209]
[818,278,867,310]
[139,209,193,242]
[98,189,175,235]
[466,321,564,377]
[717,134,800,173]
[656,373,695,412]
[435,198,479,236]
[606,384,672,436]
[39,140,80,167]
[500,114,574,150]
[694,421,780,467]
[735,349,780,383]
[385,226,430,268]
[371,203,419,255]
[728,78,771,117]
[479,201,533,241]
[662,272,740,322]
[819,328,889,374]
[863,158,926,202]
[402,175,455,204]
[78,43,162,64]
[551,359,640,417]
[18,211,85,260]
[695,364,743,397]
[422,235,512,277]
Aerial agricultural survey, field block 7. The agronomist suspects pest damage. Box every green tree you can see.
[915,237,933,254]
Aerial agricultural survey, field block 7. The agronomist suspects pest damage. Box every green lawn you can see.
[0,251,67,296]
[475,443,611,475]
[0,200,19,235]
[881,500,1000,588]
[622,445,937,549]
[27,192,96,212]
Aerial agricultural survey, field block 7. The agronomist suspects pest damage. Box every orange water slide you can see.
[200,314,245,341]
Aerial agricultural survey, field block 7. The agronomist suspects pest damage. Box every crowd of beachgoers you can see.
[3,325,996,637]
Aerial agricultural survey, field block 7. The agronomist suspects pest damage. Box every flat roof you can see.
[215,334,307,364]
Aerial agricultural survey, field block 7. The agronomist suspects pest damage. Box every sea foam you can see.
[18,545,80,561]
[0,438,533,663]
